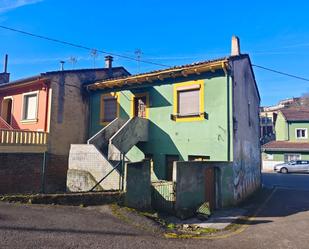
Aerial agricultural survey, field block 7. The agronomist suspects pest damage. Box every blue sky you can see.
[0,0,309,106]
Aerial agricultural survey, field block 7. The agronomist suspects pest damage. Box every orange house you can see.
[0,55,130,194]
[0,78,51,132]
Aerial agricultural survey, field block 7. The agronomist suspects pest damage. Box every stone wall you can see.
[174,161,233,212]
[0,153,67,194]
[125,160,151,210]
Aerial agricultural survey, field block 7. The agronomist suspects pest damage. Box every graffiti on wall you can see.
[233,141,261,202]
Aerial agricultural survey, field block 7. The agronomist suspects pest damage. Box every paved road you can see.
[0,173,309,248]
[262,171,309,190]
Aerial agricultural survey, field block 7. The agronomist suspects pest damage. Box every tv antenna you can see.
[90,49,98,68]
[134,48,143,73]
[69,56,78,69]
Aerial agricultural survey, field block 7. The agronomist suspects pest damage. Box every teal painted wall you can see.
[89,73,231,180]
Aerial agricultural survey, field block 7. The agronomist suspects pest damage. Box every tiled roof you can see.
[262,140,309,152]
[280,107,309,121]
[0,67,129,89]
[87,55,239,90]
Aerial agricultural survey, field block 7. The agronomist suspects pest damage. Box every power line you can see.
[0,25,171,68]
[2,25,309,82]
[252,64,309,82]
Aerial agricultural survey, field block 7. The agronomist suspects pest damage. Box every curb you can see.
[110,187,277,240]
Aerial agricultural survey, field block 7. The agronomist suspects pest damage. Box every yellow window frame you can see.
[130,92,149,118]
[100,92,120,125]
[173,80,205,122]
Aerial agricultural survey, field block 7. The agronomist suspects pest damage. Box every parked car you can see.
[274,160,309,173]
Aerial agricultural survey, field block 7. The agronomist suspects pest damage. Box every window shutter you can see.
[178,89,200,116]
[103,97,117,122]
[24,94,37,120]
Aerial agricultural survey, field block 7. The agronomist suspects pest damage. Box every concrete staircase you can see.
[67,117,148,192]
[0,117,13,130]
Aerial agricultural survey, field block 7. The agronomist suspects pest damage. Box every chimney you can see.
[60,60,65,71]
[3,54,8,73]
[105,55,113,69]
[231,36,241,56]
[0,54,10,84]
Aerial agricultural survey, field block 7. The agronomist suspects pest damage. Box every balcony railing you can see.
[0,129,48,145]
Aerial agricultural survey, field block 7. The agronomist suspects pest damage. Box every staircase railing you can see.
[0,117,13,130]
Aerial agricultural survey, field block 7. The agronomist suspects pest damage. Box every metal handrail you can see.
[89,160,122,192]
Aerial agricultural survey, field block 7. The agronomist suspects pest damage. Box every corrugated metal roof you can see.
[93,56,229,83]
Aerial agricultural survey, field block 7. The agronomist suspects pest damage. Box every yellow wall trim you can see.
[173,80,205,122]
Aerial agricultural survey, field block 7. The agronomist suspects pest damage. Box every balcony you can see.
[0,129,48,153]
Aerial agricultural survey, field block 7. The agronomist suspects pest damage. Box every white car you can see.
[274,160,309,174]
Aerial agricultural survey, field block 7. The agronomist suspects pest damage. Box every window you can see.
[22,92,38,121]
[284,154,301,162]
[188,155,210,161]
[100,93,119,124]
[265,154,273,160]
[296,128,307,139]
[178,89,200,116]
[173,80,204,122]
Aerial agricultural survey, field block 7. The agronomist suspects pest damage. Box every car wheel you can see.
[280,167,288,174]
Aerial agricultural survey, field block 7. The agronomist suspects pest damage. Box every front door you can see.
[134,95,147,118]
[166,155,179,181]
[1,98,12,125]
[205,167,215,211]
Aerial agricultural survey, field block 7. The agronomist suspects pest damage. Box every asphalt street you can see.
[0,173,309,249]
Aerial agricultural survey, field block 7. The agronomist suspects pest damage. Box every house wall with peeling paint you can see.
[230,56,261,204]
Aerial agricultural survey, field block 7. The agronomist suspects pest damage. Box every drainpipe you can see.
[44,81,50,132]
[121,153,126,191]
[41,151,47,193]
[225,63,231,162]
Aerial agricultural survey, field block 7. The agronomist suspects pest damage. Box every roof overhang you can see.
[0,77,49,91]
[262,147,309,152]
[87,60,229,90]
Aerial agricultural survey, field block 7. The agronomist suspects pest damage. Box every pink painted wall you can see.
[0,81,50,132]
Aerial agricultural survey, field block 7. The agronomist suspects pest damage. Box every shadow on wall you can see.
[137,120,183,180]
[146,87,171,108]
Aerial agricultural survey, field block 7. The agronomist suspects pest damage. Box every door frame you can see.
[130,92,149,118]
[1,96,13,125]
[205,167,216,211]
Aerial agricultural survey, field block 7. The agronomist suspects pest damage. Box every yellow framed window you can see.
[100,93,119,125]
[173,80,205,122]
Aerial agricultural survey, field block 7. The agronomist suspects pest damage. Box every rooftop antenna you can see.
[69,56,78,69]
[134,48,143,73]
[90,49,98,68]
[60,60,65,71]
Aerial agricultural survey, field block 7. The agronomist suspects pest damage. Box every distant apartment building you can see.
[262,107,309,171]
[260,97,300,144]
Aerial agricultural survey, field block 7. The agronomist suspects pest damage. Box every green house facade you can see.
[262,108,309,170]
[68,38,261,208]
